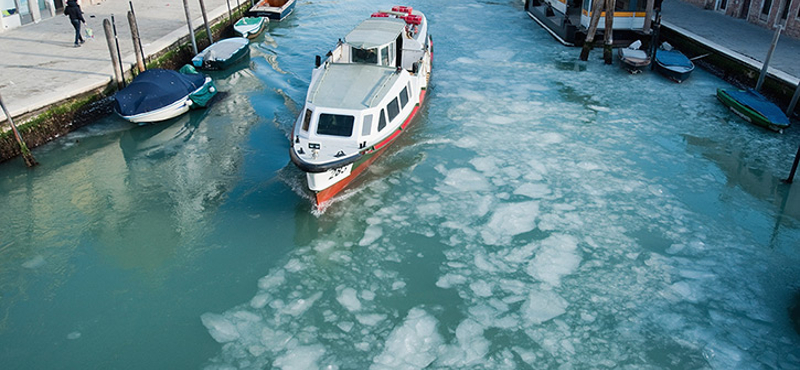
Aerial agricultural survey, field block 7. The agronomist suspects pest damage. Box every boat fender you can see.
[412,62,419,74]
[186,99,194,107]
[315,55,321,67]
[209,86,216,93]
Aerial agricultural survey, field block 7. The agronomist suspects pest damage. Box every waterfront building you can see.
[680,0,800,38]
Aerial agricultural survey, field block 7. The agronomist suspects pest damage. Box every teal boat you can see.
[716,88,790,132]
[192,37,250,71]
[234,16,267,39]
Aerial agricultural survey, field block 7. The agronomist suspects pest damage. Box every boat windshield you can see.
[316,113,355,137]
[352,47,378,64]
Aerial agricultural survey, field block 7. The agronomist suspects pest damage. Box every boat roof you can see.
[309,64,401,110]
[345,18,407,49]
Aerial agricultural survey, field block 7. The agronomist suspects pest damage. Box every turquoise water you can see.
[2,0,800,368]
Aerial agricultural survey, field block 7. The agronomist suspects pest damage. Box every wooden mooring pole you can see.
[129,2,145,64]
[0,92,38,167]
[787,82,800,117]
[198,0,213,44]
[182,0,198,55]
[226,0,232,26]
[603,0,615,65]
[111,15,126,87]
[786,144,800,184]
[103,19,124,89]
[127,11,145,73]
[756,25,782,92]
[580,0,605,61]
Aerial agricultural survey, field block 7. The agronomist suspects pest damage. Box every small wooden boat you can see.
[290,6,433,207]
[654,42,695,83]
[234,16,268,39]
[192,37,250,71]
[618,40,650,74]
[246,0,295,21]
[113,69,216,124]
[716,88,790,132]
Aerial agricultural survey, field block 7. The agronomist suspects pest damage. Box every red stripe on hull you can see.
[315,89,428,206]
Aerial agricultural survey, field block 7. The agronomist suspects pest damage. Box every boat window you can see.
[362,114,373,136]
[378,109,387,131]
[301,108,312,131]
[352,47,378,64]
[316,113,355,137]
[387,97,400,122]
[399,86,409,108]
[381,46,390,66]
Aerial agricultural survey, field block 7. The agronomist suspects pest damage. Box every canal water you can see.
[1,0,799,369]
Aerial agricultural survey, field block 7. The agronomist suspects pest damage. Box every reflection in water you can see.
[684,134,800,221]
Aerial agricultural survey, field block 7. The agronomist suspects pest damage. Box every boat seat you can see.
[620,48,647,60]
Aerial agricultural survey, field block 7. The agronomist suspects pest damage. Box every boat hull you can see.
[246,0,295,20]
[716,88,790,132]
[234,17,267,38]
[654,49,694,83]
[654,62,693,83]
[312,89,427,205]
[119,78,215,124]
[192,38,250,71]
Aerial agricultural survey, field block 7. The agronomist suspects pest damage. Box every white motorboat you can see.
[290,6,433,206]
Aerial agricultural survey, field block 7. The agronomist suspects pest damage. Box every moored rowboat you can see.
[716,88,790,132]
[234,16,268,39]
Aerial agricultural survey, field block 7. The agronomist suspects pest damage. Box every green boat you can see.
[234,16,267,39]
[716,88,790,132]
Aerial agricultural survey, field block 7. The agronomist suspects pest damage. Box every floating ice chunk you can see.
[469,280,494,297]
[481,201,539,245]
[201,313,240,343]
[456,319,489,364]
[514,183,551,199]
[526,234,581,287]
[669,281,701,303]
[67,331,81,340]
[258,269,286,290]
[337,287,362,312]
[356,313,387,326]
[273,344,326,370]
[470,157,498,174]
[440,168,491,193]
[487,115,515,125]
[371,307,443,370]
[338,321,354,333]
[522,290,568,325]
[392,281,406,290]
[250,293,271,309]
[588,105,610,112]
[703,340,744,369]
[538,132,564,145]
[359,225,383,246]
[22,255,46,269]
[283,292,322,316]
[436,273,467,289]
[361,290,376,301]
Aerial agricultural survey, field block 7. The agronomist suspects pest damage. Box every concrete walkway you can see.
[661,0,800,85]
[0,0,243,121]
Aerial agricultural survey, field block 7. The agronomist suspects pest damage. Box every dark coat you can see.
[64,1,85,22]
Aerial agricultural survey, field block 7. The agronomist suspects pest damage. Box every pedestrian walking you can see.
[64,0,86,47]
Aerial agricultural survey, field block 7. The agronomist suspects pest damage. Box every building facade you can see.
[682,0,800,38]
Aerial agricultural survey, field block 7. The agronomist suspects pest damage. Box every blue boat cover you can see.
[656,49,693,68]
[725,89,790,126]
[114,69,206,116]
